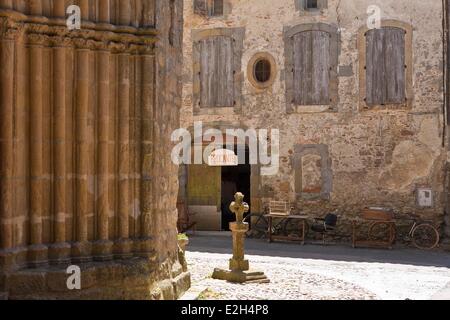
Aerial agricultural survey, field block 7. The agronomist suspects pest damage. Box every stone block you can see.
[172,271,192,299]
[158,279,175,300]
[8,271,47,297]
[229,258,249,271]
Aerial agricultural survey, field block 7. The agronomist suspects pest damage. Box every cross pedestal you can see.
[212,222,269,284]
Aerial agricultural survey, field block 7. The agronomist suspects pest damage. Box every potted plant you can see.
[177,233,189,251]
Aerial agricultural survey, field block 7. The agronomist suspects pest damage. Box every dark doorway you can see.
[221,148,251,231]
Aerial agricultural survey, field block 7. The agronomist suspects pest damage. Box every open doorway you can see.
[220,148,251,231]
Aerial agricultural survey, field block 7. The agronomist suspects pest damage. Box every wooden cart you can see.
[352,207,396,249]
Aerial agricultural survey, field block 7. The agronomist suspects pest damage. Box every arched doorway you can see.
[178,125,258,232]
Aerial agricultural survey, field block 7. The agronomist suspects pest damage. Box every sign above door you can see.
[208,149,239,167]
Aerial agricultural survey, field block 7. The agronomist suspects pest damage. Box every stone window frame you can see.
[293,144,333,201]
[295,0,328,14]
[358,20,413,111]
[284,23,340,114]
[192,27,245,116]
[247,52,278,90]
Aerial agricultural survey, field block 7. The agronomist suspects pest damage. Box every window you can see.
[296,0,327,12]
[254,59,271,83]
[212,0,223,16]
[247,53,277,90]
[284,23,339,112]
[366,28,406,105]
[358,21,412,109]
[192,28,245,114]
[293,31,330,105]
[194,0,224,17]
[305,0,318,9]
[199,36,234,108]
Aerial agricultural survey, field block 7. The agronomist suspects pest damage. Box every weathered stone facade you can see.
[0,0,190,299]
[181,0,448,237]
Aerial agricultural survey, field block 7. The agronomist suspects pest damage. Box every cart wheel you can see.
[412,224,440,250]
[368,221,396,244]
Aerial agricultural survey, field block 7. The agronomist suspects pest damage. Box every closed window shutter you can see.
[366,27,406,105]
[194,0,208,16]
[293,31,331,105]
[200,36,234,108]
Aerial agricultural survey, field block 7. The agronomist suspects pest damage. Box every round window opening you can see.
[254,59,271,83]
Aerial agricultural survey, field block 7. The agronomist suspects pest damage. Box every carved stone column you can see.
[119,0,131,26]
[0,0,12,9]
[28,36,48,267]
[29,0,42,16]
[98,0,111,23]
[139,53,155,257]
[93,48,114,261]
[72,46,92,263]
[52,0,65,18]
[49,43,71,264]
[115,52,132,258]
[0,32,15,271]
[79,0,89,21]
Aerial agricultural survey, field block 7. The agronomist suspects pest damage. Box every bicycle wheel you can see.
[412,224,440,250]
[368,221,396,244]
[282,219,308,239]
[244,214,268,239]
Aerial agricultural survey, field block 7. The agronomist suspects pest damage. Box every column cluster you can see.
[0,2,158,274]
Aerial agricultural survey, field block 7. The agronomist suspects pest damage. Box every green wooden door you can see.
[187,164,221,209]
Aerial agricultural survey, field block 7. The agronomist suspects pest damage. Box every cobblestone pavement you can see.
[187,252,377,300]
[185,235,450,300]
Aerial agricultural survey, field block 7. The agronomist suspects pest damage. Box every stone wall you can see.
[181,0,447,234]
[0,0,190,299]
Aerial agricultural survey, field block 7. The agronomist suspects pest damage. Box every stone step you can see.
[245,274,269,282]
[246,278,271,284]
[245,271,266,277]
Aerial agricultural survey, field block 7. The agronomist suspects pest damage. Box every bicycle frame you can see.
[407,221,418,238]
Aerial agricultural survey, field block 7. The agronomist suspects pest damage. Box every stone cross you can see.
[212,192,269,283]
[229,192,249,224]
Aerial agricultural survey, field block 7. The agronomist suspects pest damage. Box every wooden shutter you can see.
[366,27,406,105]
[199,36,234,108]
[293,31,330,105]
[194,0,208,16]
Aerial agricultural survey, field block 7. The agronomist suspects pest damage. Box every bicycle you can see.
[368,212,440,250]
[244,207,308,239]
[244,207,291,239]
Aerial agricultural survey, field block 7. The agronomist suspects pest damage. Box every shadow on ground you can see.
[187,232,450,268]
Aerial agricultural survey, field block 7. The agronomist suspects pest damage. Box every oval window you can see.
[254,59,271,83]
